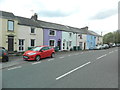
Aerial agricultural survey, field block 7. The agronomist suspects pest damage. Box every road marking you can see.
[109,51,114,54]
[59,57,64,59]
[115,50,118,52]
[81,52,83,54]
[75,53,79,55]
[48,59,54,61]
[8,66,22,70]
[96,54,107,60]
[68,55,71,56]
[32,61,41,65]
[56,62,91,80]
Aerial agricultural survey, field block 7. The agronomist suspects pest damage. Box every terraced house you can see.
[0,11,102,53]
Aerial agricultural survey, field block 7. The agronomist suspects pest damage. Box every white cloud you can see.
[0,0,119,35]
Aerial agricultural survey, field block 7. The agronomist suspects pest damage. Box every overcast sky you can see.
[0,0,119,35]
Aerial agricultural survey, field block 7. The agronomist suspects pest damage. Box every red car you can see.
[23,45,55,61]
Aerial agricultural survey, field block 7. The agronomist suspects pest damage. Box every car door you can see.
[40,47,49,58]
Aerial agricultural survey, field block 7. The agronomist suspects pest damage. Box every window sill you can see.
[7,30,14,32]
[30,33,36,35]
[49,35,56,36]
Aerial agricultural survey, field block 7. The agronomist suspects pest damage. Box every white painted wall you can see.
[62,31,76,51]
[17,25,43,52]
[77,34,87,50]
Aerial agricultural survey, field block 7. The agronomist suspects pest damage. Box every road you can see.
[1,47,119,88]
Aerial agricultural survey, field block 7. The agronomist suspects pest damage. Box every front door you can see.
[57,40,61,50]
[8,36,14,51]
[79,42,82,50]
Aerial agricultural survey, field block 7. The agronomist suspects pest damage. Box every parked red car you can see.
[23,46,55,61]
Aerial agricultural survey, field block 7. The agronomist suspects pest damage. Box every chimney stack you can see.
[31,13,38,20]
[81,26,88,30]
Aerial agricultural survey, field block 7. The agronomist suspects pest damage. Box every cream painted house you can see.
[0,11,43,52]
[17,25,43,52]
[0,11,18,52]
[77,34,87,50]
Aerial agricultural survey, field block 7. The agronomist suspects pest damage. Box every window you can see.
[49,30,56,36]
[49,40,55,46]
[78,34,82,39]
[31,28,35,33]
[69,41,72,47]
[8,20,14,31]
[69,33,72,37]
[42,47,49,51]
[98,37,99,41]
[19,39,24,51]
[31,39,35,47]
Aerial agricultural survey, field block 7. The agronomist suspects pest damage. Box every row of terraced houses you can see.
[0,11,103,53]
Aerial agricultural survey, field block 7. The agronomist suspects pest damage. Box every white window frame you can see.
[49,30,56,36]
[8,20,14,31]
[69,33,72,37]
[30,27,36,34]
[18,39,25,52]
[49,39,55,47]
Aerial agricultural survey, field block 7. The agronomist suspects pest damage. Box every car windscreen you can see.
[31,47,43,51]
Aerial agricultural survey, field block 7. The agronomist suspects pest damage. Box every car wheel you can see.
[51,53,55,58]
[6,57,9,62]
[36,55,41,61]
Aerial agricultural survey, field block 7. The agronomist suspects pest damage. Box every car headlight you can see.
[27,53,36,55]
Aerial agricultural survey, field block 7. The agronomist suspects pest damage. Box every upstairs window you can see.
[78,34,82,39]
[49,30,56,36]
[8,20,14,31]
[31,28,35,34]
[69,33,72,37]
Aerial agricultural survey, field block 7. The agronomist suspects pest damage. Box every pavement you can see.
[1,47,119,88]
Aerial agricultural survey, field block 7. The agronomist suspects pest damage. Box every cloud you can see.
[91,9,117,20]
[38,10,76,17]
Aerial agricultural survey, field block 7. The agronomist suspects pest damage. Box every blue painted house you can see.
[86,35,96,50]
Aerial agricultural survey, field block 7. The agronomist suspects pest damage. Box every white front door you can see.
[19,39,25,52]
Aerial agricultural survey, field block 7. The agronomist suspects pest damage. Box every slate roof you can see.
[0,11,101,36]
[0,11,15,19]
[88,30,102,37]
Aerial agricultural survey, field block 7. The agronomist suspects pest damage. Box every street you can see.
[1,47,119,88]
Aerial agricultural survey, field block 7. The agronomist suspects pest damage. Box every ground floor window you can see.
[49,40,55,46]
[19,39,24,51]
[69,41,72,47]
[31,39,35,47]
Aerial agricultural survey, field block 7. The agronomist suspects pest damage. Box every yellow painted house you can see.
[0,11,18,52]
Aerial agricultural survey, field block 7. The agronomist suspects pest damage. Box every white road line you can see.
[59,57,64,59]
[68,55,71,56]
[56,62,91,80]
[115,50,118,52]
[96,54,107,60]
[8,66,22,70]
[75,53,79,55]
[48,59,54,61]
[81,52,83,54]
[32,61,41,65]
[109,51,114,54]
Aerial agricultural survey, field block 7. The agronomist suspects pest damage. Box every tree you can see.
[103,30,120,44]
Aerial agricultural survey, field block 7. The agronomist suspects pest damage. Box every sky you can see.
[0,0,119,35]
